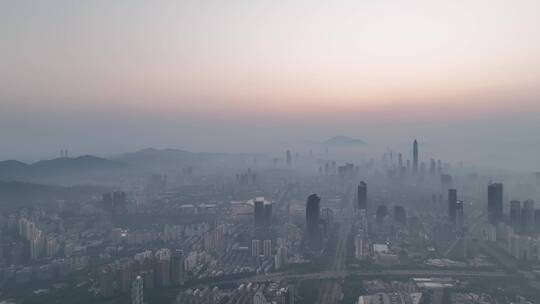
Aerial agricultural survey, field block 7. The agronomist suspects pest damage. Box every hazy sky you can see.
[1,0,540,168]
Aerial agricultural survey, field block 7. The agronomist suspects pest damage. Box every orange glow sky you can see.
[1,0,540,166]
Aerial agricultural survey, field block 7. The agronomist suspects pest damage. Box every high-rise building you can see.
[251,239,260,257]
[154,248,171,287]
[413,139,419,173]
[393,206,406,225]
[306,194,321,248]
[535,210,540,233]
[398,153,403,168]
[357,181,367,210]
[263,239,272,257]
[510,200,521,232]
[171,249,185,285]
[254,198,265,227]
[455,200,464,229]
[487,183,503,225]
[286,150,292,167]
[376,205,388,223]
[522,200,535,234]
[131,275,144,304]
[264,201,272,226]
[448,189,458,223]
[254,198,272,227]
[430,159,436,176]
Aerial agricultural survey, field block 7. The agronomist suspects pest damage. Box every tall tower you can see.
[522,199,535,235]
[487,183,503,225]
[413,139,418,173]
[306,194,321,248]
[448,189,458,223]
[357,181,367,210]
[510,200,521,233]
[254,198,265,227]
[131,275,144,304]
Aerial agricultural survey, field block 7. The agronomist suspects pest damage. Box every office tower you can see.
[357,181,367,210]
[413,139,419,173]
[535,210,540,233]
[398,153,403,168]
[251,239,260,257]
[286,150,292,166]
[154,249,171,287]
[522,200,535,234]
[171,249,185,285]
[487,183,503,225]
[510,200,521,233]
[264,201,272,226]
[448,189,458,223]
[430,159,436,176]
[376,205,388,223]
[263,240,272,257]
[254,198,265,227]
[131,275,144,304]
[306,194,321,248]
[393,206,406,225]
[455,201,464,229]
[437,160,443,174]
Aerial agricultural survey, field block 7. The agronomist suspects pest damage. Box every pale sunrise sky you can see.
[1,0,540,168]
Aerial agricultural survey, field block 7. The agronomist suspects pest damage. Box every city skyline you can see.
[1,1,540,169]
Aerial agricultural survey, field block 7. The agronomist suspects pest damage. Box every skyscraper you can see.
[357,181,367,210]
[131,275,144,304]
[254,198,265,227]
[171,249,185,285]
[487,183,503,225]
[413,139,418,173]
[376,205,388,223]
[430,159,436,176]
[448,189,458,223]
[251,239,260,257]
[263,239,272,257]
[522,200,535,235]
[510,200,521,233]
[264,201,272,226]
[306,194,321,248]
[398,153,403,168]
[455,200,464,229]
[393,206,406,225]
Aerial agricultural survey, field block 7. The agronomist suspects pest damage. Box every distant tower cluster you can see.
[60,149,68,158]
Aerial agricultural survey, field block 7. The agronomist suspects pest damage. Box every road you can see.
[316,219,352,304]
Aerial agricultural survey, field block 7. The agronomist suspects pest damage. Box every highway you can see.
[315,219,352,304]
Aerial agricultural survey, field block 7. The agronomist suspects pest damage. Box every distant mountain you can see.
[0,155,127,185]
[324,136,366,146]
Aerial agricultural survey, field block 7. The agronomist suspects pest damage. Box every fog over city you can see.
[1,1,540,304]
